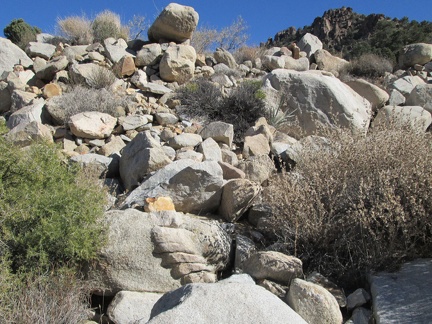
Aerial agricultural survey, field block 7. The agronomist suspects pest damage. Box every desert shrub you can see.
[127,15,149,40]
[92,10,129,43]
[233,45,264,64]
[57,15,93,45]
[0,137,107,272]
[0,268,91,324]
[3,18,41,49]
[52,85,130,121]
[84,65,117,89]
[347,53,394,78]
[177,79,267,141]
[191,16,249,53]
[264,127,432,286]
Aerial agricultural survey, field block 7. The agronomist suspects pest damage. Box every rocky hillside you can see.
[266,6,432,62]
[1,2,432,324]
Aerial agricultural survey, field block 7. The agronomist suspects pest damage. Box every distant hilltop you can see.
[265,7,432,62]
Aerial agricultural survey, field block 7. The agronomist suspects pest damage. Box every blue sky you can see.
[1,0,431,45]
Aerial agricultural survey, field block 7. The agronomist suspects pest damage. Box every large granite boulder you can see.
[406,84,432,113]
[287,278,343,324]
[121,159,225,214]
[298,33,323,59]
[373,105,432,132]
[26,41,56,60]
[369,259,432,324]
[313,49,349,76]
[145,274,307,324]
[148,3,199,43]
[0,37,33,76]
[159,44,196,84]
[399,43,432,69]
[263,69,372,135]
[345,79,389,111]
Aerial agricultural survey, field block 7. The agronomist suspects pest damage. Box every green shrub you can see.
[177,79,267,141]
[0,138,107,272]
[264,128,432,286]
[56,15,93,45]
[92,10,129,42]
[3,18,41,49]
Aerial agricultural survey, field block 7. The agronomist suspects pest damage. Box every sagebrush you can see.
[265,127,432,286]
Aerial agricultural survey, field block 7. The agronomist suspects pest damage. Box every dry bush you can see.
[85,65,117,89]
[127,14,149,40]
[52,85,131,121]
[264,127,432,286]
[0,270,91,324]
[233,45,265,64]
[347,53,394,79]
[57,16,93,45]
[92,10,129,42]
[191,26,218,54]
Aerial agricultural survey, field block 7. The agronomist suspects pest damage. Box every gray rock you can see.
[262,55,286,71]
[349,307,372,324]
[218,161,245,180]
[140,82,173,95]
[63,45,89,62]
[298,33,323,59]
[70,153,117,178]
[99,136,126,156]
[103,38,132,64]
[237,155,275,185]
[69,63,112,87]
[406,84,432,113]
[391,75,425,97]
[168,133,202,149]
[145,274,307,324]
[0,81,11,113]
[119,131,171,191]
[263,69,372,135]
[283,56,310,71]
[26,42,56,60]
[234,235,256,272]
[35,55,69,81]
[87,209,183,295]
[7,99,46,129]
[176,149,203,162]
[345,79,389,111]
[313,49,349,76]
[0,37,33,77]
[10,89,37,112]
[121,160,224,214]
[399,43,432,69]
[242,251,303,285]
[119,115,149,131]
[197,137,222,161]
[388,89,406,106]
[243,134,271,159]
[6,121,52,147]
[219,179,261,222]
[347,288,371,310]
[68,111,117,139]
[287,278,343,324]
[373,105,432,132]
[214,48,237,69]
[107,291,163,324]
[135,43,162,67]
[148,3,199,43]
[369,259,432,324]
[155,113,179,126]
[160,44,196,84]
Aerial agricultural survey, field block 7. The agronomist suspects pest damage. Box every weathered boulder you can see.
[263,69,372,135]
[283,56,310,71]
[388,89,406,106]
[135,43,162,67]
[399,43,432,69]
[214,48,237,69]
[148,3,199,43]
[155,112,178,126]
[119,115,149,131]
[121,160,224,214]
[103,38,131,64]
[390,75,425,97]
[237,155,275,185]
[373,105,432,132]
[287,278,343,324]
[10,90,37,112]
[369,259,432,324]
[218,161,245,180]
[0,37,33,76]
[313,49,349,76]
[160,44,196,84]
[87,209,182,295]
[168,133,202,149]
[7,99,46,129]
[406,84,432,113]
[219,179,261,222]
[145,274,307,324]
[26,42,56,60]
[35,55,68,81]
[298,33,323,59]
[197,137,222,161]
[6,121,53,147]
[345,79,389,111]
[119,131,172,191]
[262,55,285,71]
[70,153,117,178]
[99,136,126,156]
[63,45,89,62]
[243,134,271,158]
[242,251,303,285]
[112,55,136,78]
[68,111,117,139]
[107,291,163,324]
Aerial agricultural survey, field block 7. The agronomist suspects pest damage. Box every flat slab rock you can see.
[369,259,432,324]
